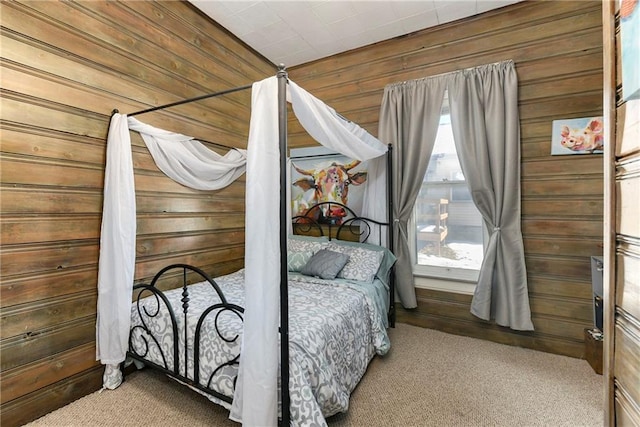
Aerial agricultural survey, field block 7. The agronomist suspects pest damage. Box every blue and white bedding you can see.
[130,267,390,426]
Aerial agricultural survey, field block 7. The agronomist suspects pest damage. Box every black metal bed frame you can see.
[124,204,395,410]
[292,200,396,327]
[127,264,244,404]
[121,64,394,426]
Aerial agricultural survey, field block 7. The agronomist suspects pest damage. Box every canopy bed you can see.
[96,66,395,426]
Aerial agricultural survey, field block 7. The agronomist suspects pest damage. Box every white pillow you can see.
[328,243,385,283]
[288,236,329,253]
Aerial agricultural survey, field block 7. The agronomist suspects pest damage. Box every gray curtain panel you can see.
[378,60,533,331]
[448,61,533,331]
[378,75,448,308]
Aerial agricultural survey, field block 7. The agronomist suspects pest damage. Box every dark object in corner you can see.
[584,328,603,375]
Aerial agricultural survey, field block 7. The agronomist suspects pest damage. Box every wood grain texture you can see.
[0,0,609,423]
[616,251,640,321]
[0,1,271,425]
[600,1,638,423]
[0,366,104,427]
[616,159,640,237]
[615,389,640,427]
[616,99,640,157]
[602,2,618,422]
[290,0,603,359]
[0,343,98,404]
[614,318,640,410]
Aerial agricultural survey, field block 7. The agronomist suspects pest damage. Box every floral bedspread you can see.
[129,269,390,426]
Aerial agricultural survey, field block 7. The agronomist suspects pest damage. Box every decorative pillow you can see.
[327,240,396,285]
[288,235,329,254]
[287,250,314,272]
[300,249,350,280]
[328,243,385,283]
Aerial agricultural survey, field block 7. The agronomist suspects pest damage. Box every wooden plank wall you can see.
[603,1,640,423]
[289,0,603,358]
[0,1,273,425]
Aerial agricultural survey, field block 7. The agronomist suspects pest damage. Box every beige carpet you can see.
[26,324,603,426]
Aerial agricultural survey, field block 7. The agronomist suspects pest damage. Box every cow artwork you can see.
[291,159,367,224]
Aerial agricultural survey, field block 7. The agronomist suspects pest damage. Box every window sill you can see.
[413,275,476,295]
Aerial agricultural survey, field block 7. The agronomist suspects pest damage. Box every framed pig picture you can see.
[550,117,604,155]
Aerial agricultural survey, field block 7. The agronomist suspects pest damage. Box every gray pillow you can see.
[300,249,350,280]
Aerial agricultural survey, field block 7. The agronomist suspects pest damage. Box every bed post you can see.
[277,64,290,427]
[387,143,396,328]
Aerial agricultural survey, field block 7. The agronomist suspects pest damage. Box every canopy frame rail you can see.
[110,83,255,152]
[120,83,254,117]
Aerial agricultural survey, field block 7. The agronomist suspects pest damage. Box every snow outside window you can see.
[410,98,486,283]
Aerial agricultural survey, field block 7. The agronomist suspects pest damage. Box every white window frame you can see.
[408,99,486,291]
[409,211,483,283]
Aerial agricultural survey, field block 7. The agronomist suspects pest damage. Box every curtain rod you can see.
[388,59,514,88]
[126,83,254,117]
[290,152,341,160]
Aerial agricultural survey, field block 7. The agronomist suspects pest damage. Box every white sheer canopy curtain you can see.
[378,60,533,331]
[231,76,388,427]
[96,114,248,378]
[128,118,247,190]
[96,114,136,368]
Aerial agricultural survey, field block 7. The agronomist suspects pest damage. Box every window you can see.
[410,94,485,282]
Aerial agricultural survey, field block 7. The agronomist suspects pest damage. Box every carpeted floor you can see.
[26,323,603,426]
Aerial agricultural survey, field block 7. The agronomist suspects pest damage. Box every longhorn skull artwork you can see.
[292,159,367,224]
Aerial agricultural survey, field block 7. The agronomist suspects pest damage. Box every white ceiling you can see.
[190,0,523,67]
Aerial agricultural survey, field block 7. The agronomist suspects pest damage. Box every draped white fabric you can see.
[95,113,136,365]
[97,76,388,426]
[231,77,388,426]
[361,155,388,246]
[96,115,250,371]
[286,158,293,236]
[230,77,281,426]
[288,80,386,161]
[128,117,247,191]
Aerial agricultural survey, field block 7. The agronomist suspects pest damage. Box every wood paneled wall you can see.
[0,0,605,424]
[289,0,604,358]
[0,1,273,425]
[603,1,640,423]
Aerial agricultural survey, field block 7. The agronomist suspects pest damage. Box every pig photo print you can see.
[551,116,604,155]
